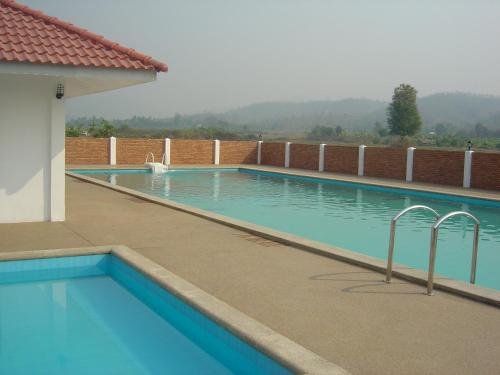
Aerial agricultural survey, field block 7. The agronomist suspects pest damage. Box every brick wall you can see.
[413,149,464,186]
[365,147,407,180]
[290,143,319,170]
[324,145,359,174]
[220,141,257,164]
[117,138,164,165]
[471,152,500,191]
[170,139,214,164]
[66,138,109,165]
[64,138,500,191]
[261,142,285,166]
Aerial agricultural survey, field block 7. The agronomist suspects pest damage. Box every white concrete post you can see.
[257,141,263,164]
[164,138,171,165]
[463,150,474,188]
[319,143,326,172]
[285,142,291,168]
[50,97,65,222]
[358,145,366,176]
[406,147,415,182]
[214,139,220,165]
[109,136,116,165]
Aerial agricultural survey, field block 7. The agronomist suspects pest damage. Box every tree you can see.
[89,119,117,138]
[306,126,334,140]
[335,125,343,137]
[474,122,490,137]
[65,127,80,137]
[434,122,454,136]
[387,84,422,140]
[373,121,389,137]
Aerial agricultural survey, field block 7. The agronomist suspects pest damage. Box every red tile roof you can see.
[0,0,167,72]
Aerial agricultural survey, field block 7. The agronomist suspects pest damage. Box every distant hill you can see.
[221,99,387,130]
[68,92,500,132]
[418,93,500,128]
[217,93,500,131]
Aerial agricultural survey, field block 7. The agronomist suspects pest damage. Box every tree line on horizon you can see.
[66,87,500,150]
[306,84,500,150]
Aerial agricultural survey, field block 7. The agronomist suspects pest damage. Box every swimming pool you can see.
[73,168,500,291]
[0,253,293,375]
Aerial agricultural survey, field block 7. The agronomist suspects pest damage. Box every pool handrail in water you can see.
[385,205,440,284]
[427,211,481,296]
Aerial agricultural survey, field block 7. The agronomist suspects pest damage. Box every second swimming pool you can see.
[73,168,500,291]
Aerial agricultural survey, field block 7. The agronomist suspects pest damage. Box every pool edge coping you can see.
[65,171,500,308]
[0,245,348,375]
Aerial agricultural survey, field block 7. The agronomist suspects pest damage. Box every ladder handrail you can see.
[161,153,166,165]
[433,210,480,227]
[145,152,155,164]
[427,211,480,295]
[391,205,439,222]
[386,205,440,283]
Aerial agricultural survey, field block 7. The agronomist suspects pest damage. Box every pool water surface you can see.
[0,254,292,375]
[75,168,500,291]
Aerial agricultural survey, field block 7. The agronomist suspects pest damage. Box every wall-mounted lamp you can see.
[56,84,64,99]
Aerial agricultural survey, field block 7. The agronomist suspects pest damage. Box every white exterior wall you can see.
[0,75,64,223]
[0,63,156,223]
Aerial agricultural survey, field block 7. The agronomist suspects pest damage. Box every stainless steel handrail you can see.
[427,211,480,295]
[145,152,155,163]
[386,205,440,283]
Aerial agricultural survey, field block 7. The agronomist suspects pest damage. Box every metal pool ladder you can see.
[427,211,480,295]
[385,205,439,283]
[385,205,480,296]
[145,152,155,163]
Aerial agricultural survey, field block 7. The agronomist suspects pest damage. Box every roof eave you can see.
[0,61,158,98]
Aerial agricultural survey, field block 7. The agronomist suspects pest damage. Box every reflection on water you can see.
[89,170,500,290]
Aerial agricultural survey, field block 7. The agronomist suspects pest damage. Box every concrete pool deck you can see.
[66,166,500,306]
[1,173,500,374]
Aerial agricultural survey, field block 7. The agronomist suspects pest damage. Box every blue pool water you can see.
[74,168,500,291]
[0,254,292,375]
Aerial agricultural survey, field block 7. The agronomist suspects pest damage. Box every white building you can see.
[0,0,167,223]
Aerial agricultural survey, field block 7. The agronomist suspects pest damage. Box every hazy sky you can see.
[23,0,500,118]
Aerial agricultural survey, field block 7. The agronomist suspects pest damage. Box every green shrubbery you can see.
[65,119,258,141]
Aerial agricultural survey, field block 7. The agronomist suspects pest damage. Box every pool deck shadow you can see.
[309,271,425,295]
[1,174,500,375]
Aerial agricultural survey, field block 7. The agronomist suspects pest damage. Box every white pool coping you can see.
[0,245,348,375]
[66,170,500,308]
